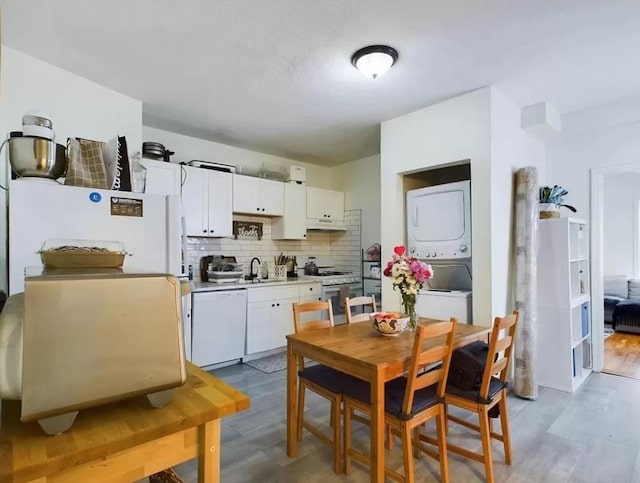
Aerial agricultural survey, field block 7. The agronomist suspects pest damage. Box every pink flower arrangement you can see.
[383,245,433,294]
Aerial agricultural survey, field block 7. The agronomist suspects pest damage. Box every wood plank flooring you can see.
[604,332,640,380]
[168,362,640,482]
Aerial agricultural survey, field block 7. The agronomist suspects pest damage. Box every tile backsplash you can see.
[187,209,361,281]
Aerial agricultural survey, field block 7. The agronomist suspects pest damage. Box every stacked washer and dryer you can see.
[406,180,473,324]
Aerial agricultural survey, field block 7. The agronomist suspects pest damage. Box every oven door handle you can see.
[323,285,361,294]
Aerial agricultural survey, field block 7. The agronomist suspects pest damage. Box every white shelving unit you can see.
[537,217,592,393]
[362,249,382,306]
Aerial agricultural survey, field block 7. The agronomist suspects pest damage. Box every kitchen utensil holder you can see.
[273,265,287,281]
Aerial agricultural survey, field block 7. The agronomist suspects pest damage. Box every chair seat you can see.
[299,364,353,394]
[343,377,441,421]
[446,376,506,404]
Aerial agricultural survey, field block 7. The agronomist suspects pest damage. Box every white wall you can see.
[0,46,143,293]
[547,96,640,218]
[603,172,640,277]
[490,88,546,315]
[143,126,335,189]
[381,88,492,322]
[331,154,381,251]
[0,46,142,157]
[381,87,545,324]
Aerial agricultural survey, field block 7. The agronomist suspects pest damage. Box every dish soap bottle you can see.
[262,261,269,279]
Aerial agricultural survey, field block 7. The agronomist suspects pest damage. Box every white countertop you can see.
[191,277,319,293]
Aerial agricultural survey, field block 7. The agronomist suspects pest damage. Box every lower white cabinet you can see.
[246,297,297,354]
[245,284,320,355]
[298,282,322,303]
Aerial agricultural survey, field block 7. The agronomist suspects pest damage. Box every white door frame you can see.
[590,162,640,371]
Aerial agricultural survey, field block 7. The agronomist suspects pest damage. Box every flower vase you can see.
[401,293,418,330]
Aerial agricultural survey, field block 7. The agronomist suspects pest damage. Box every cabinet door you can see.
[271,298,297,349]
[208,171,233,237]
[306,187,344,221]
[260,179,285,216]
[233,174,261,214]
[191,293,220,367]
[246,301,275,354]
[325,189,344,221]
[182,166,208,236]
[182,293,192,362]
[274,183,307,239]
[306,186,326,219]
[141,159,182,196]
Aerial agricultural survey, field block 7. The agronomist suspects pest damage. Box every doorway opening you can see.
[592,164,640,380]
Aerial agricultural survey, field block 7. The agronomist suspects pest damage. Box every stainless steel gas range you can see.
[303,271,362,323]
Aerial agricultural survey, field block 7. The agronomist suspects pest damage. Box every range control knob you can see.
[410,248,415,254]
[432,252,437,258]
[460,245,468,253]
[425,253,431,258]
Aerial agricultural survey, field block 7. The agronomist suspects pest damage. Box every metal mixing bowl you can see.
[8,137,67,179]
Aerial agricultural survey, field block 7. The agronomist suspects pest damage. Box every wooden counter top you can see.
[0,362,249,483]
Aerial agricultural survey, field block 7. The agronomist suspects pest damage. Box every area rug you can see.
[244,352,287,374]
[604,327,615,339]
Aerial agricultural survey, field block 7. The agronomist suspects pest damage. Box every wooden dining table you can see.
[1,363,250,483]
[286,318,491,483]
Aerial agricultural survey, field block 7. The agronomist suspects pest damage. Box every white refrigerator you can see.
[8,180,182,295]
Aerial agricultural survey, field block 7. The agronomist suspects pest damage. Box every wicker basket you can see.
[539,203,560,219]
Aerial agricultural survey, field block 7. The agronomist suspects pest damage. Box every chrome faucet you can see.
[246,257,261,281]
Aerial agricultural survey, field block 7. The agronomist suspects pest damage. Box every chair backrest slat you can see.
[402,320,457,416]
[479,310,519,400]
[417,345,449,367]
[494,336,512,355]
[413,368,444,391]
[345,296,377,324]
[292,299,334,334]
[292,299,334,371]
[491,357,508,376]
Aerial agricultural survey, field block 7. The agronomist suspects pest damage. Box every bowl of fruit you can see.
[371,312,410,336]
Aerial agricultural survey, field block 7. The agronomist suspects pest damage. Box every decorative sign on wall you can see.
[233,221,263,240]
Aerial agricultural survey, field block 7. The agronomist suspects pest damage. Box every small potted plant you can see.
[539,185,576,219]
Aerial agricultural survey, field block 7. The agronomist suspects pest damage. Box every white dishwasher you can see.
[192,289,247,367]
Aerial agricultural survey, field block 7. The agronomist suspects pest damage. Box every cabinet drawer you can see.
[248,285,299,303]
[298,283,321,298]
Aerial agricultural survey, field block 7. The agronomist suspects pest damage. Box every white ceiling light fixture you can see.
[351,45,399,80]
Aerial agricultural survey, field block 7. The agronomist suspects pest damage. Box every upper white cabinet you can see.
[141,158,182,196]
[307,187,344,221]
[272,183,307,240]
[233,174,284,216]
[182,165,233,237]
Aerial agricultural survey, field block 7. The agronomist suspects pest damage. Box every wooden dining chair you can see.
[292,299,346,473]
[343,320,457,482]
[345,295,377,324]
[441,310,519,483]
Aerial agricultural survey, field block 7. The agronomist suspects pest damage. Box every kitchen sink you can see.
[238,278,284,285]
